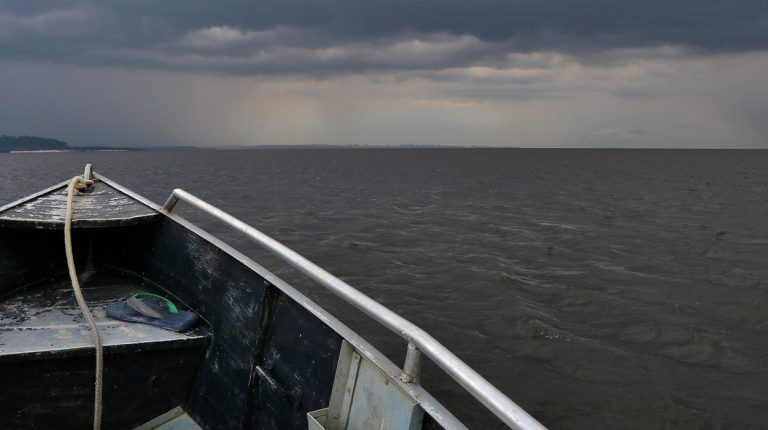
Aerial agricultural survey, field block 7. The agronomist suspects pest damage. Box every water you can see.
[1,149,767,429]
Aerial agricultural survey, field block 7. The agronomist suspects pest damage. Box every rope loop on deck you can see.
[64,175,103,430]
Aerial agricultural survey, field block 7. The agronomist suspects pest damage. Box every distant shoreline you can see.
[2,134,765,152]
[9,149,132,153]
[0,135,139,153]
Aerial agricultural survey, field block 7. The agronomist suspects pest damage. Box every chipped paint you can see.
[119,324,149,339]
[55,328,72,340]
[0,181,158,229]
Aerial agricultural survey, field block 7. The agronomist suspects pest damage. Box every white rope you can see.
[64,176,103,430]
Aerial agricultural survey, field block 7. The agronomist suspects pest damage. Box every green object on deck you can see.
[134,293,179,314]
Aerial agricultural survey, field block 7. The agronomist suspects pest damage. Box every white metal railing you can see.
[162,188,546,430]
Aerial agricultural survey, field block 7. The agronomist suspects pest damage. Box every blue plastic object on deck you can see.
[106,295,199,332]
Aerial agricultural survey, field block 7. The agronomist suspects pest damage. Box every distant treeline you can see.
[0,135,140,152]
[0,135,70,152]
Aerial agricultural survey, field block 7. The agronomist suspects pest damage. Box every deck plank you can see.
[0,273,207,360]
[0,180,158,228]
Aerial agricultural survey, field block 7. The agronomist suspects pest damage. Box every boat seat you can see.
[0,270,211,430]
[0,275,209,360]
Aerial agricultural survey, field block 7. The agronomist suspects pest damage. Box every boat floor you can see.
[152,413,202,430]
[137,407,204,430]
[0,268,209,361]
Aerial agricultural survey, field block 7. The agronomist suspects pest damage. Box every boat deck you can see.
[0,179,159,229]
[0,268,208,361]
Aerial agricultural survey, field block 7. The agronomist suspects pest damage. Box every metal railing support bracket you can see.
[400,343,422,384]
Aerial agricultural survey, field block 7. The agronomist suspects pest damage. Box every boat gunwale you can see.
[93,172,469,430]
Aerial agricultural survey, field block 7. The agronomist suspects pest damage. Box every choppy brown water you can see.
[1,149,767,429]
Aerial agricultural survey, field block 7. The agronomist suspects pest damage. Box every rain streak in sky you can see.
[0,0,767,148]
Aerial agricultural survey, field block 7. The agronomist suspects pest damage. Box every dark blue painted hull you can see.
[0,176,451,430]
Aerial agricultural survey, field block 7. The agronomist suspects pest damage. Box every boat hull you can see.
[0,177,454,429]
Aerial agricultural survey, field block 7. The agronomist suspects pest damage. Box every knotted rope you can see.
[64,176,103,430]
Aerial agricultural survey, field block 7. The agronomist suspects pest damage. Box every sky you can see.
[0,1,767,148]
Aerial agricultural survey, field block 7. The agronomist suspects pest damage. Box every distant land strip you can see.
[0,135,497,152]
[0,135,137,153]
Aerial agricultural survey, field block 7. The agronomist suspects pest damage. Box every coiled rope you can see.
[64,175,103,430]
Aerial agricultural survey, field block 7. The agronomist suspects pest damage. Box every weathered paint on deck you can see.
[0,180,158,228]
[0,272,208,360]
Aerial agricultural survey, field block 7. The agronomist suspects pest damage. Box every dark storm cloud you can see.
[0,0,767,75]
